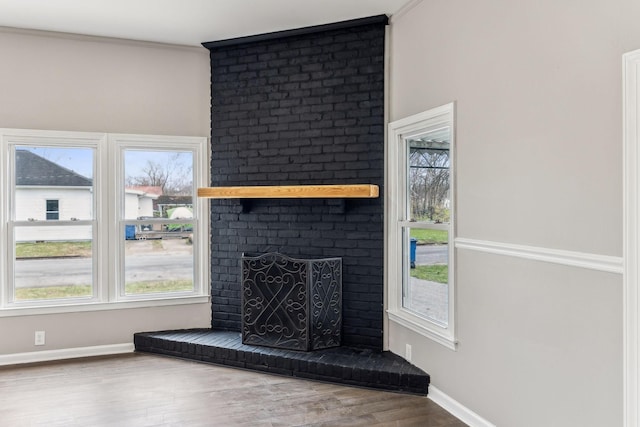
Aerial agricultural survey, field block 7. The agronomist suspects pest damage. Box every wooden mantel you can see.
[197,184,379,199]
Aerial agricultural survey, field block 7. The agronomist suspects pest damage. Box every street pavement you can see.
[14,239,193,288]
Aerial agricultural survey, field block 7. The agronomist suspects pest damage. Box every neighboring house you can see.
[124,185,162,234]
[124,185,162,219]
[15,149,93,242]
[15,150,161,241]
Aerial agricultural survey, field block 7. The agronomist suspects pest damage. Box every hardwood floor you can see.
[0,353,466,426]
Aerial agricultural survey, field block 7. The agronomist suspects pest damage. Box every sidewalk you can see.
[404,276,448,324]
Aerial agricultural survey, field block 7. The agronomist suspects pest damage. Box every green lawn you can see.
[410,229,448,245]
[125,280,193,295]
[15,280,193,301]
[16,241,92,258]
[15,284,93,300]
[410,264,448,284]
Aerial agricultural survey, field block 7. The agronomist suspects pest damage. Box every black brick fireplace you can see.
[205,15,387,350]
[134,15,431,395]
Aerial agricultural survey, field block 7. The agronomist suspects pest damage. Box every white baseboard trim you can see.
[428,385,496,427]
[0,343,135,367]
[455,237,623,274]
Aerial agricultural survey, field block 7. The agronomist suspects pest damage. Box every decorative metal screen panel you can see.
[241,253,342,351]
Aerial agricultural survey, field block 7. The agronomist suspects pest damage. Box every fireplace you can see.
[136,16,429,396]
[205,15,387,350]
[241,252,342,351]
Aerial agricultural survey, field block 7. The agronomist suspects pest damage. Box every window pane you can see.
[407,130,450,223]
[124,150,193,220]
[123,149,195,296]
[46,200,59,220]
[15,146,94,221]
[14,226,93,301]
[403,227,449,326]
[124,230,194,295]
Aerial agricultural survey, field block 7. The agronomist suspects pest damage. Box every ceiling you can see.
[0,0,411,47]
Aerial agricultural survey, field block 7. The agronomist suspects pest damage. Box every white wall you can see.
[15,187,92,241]
[137,196,155,218]
[0,28,211,355]
[388,0,636,425]
[15,187,93,221]
[0,27,210,135]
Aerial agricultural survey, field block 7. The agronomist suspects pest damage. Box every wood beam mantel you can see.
[197,184,379,199]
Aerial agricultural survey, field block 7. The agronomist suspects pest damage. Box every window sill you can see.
[387,309,457,351]
[0,295,210,318]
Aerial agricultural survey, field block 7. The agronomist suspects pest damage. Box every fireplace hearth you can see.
[241,252,342,351]
[134,329,430,395]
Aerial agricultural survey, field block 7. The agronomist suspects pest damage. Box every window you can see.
[0,129,209,312]
[115,140,198,299]
[11,143,97,304]
[45,200,60,220]
[386,103,456,349]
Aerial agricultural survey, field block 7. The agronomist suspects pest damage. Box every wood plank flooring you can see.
[0,353,466,427]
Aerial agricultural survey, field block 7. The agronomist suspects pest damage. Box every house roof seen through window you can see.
[15,149,92,187]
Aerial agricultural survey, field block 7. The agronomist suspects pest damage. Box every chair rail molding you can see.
[623,48,640,427]
[455,238,623,274]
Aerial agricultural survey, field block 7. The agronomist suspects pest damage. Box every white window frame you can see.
[3,130,104,309]
[386,103,457,350]
[109,134,209,302]
[0,128,210,316]
[623,48,640,427]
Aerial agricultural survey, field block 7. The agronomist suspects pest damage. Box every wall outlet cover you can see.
[35,331,45,346]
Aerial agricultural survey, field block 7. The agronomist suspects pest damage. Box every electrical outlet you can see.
[405,343,412,362]
[34,331,45,346]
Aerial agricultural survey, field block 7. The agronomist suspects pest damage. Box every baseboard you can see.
[428,385,496,427]
[0,343,135,367]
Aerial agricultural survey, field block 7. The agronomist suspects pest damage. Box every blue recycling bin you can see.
[410,238,417,268]
[125,225,136,240]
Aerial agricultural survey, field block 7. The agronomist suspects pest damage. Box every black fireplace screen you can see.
[241,252,342,351]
